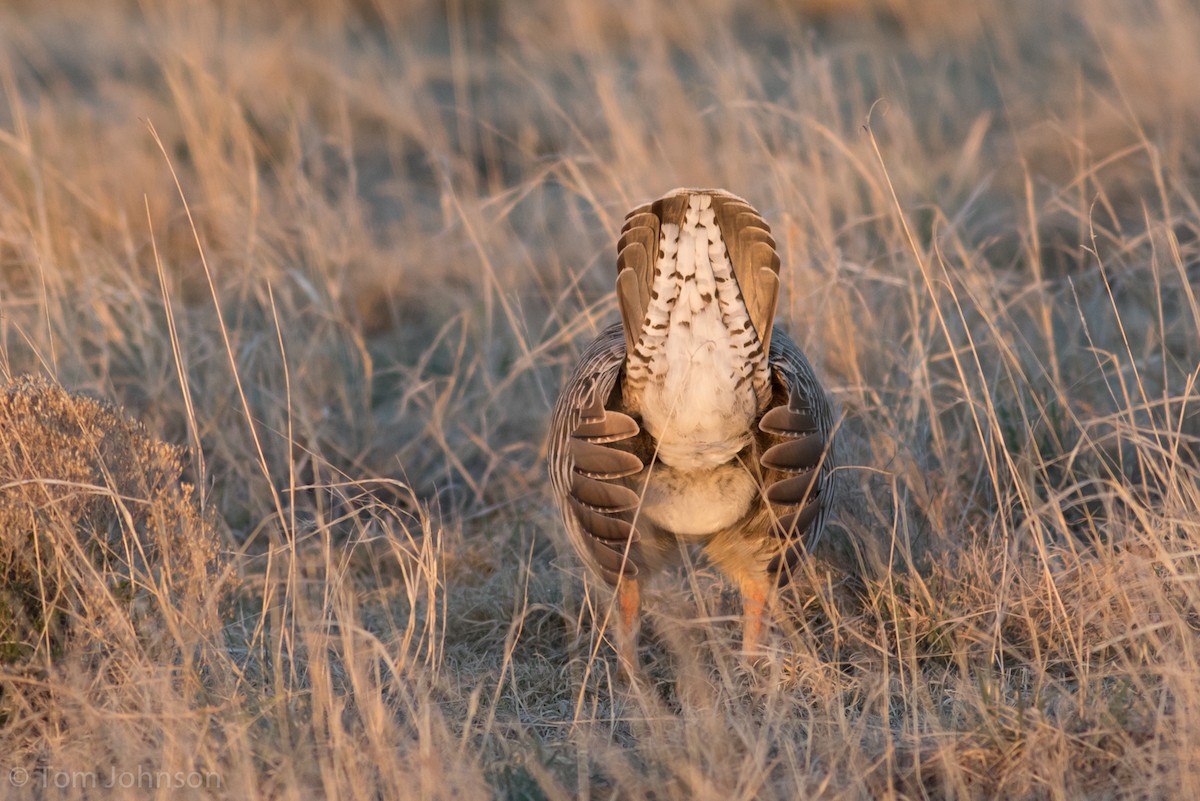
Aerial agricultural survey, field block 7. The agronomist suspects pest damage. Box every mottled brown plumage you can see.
[548,188,836,666]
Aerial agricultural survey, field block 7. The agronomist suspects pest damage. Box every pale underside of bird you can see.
[548,188,836,668]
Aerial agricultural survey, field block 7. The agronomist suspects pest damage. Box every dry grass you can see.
[0,377,223,666]
[0,0,1198,798]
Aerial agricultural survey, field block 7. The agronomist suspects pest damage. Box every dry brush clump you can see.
[0,376,225,671]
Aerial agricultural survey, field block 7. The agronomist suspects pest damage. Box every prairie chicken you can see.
[548,188,836,666]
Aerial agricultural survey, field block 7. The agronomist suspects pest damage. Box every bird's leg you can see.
[614,578,642,676]
[739,579,772,657]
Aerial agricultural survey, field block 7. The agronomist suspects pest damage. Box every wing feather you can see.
[572,410,639,443]
[548,323,643,584]
[760,434,824,472]
[760,327,838,582]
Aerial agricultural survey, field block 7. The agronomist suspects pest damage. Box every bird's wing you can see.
[548,322,643,585]
[759,327,838,584]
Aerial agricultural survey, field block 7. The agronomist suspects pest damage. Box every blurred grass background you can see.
[0,0,1199,798]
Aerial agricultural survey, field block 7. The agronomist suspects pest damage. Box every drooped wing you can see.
[548,322,644,585]
[758,327,837,584]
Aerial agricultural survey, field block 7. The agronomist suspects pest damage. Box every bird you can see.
[547,188,836,669]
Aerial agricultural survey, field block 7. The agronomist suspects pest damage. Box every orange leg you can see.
[740,581,771,657]
[614,578,641,676]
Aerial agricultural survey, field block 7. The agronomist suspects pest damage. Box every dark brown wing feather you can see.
[572,410,639,443]
[548,322,644,584]
[758,327,838,585]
